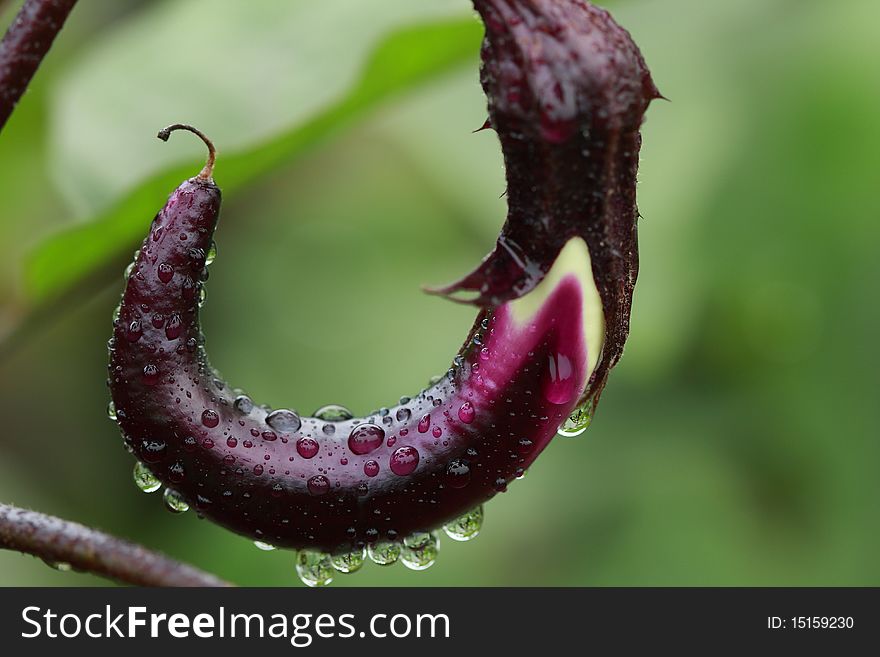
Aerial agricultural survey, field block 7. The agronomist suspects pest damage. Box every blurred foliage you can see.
[0,0,877,586]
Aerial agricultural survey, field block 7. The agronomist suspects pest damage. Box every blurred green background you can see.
[0,0,877,586]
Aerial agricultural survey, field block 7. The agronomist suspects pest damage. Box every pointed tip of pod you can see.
[473,0,658,142]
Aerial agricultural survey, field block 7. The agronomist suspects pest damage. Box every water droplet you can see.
[142,364,160,385]
[314,404,354,422]
[458,401,475,424]
[133,462,161,493]
[141,438,167,463]
[157,262,174,283]
[348,423,385,455]
[400,532,439,570]
[254,540,276,551]
[261,430,277,441]
[201,409,220,428]
[389,446,420,476]
[123,262,135,280]
[443,506,483,541]
[432,426,442,438]
[396,408,411,422]
[125,320,142,342]
[205,241,217,266]
[322,424,335,435]
[163,488,190,513]
[368,541,401,566]
[444,458,471,488]
[331,547,366,574]
[165,313,183,340]
[296,437,319,459]
[43,559,73,572]
[307,474,330,496]
[107,401,117,421]
[233,395,254,414]
[427,374,443,386]
[544,351,577,405]
[417,414,431,433]
[517,438,534,454]
[253,464,264,475]
[364,460,380,477]
[296,551,333,587]
[557,400,594,437]
[266,409,301,433]
[168,461,185,483]
[198,285,207,307]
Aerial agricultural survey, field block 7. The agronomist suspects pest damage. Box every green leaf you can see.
[25,17,481,304]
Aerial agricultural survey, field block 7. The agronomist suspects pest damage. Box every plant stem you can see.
[0,503,233,586]
[0,0,78,132]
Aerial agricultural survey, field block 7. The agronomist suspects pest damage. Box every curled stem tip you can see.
[157,123,216,180]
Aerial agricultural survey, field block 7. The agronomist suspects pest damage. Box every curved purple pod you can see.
[108,0,658,557]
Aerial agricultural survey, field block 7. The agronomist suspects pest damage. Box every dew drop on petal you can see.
[233,395,254,414]
[296,437,319,459]
[417,414,431,433]
[557,400,594,437]
[307,475,330,496]
[205,241,217,266]
[400,532,439,571]
[458,401,475,424]
[201,409,220,428]
[314,404,354,422]
[157,262,174,283]
[444,458,471,488]
[443,506,483,541]
[266,409,301,433]
[163,488,190,514]
[368,541,401,566]
[389,446,419,476]
[348,423,385,455]
[331,547,366,574]
[142,364,160,385]
[295,551,333,587]
[133,462,161,493]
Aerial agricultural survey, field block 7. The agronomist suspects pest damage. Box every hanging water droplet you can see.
[123,262,135,281]
[133,462,161,493]
[557,400,594,437]
[254,540,276,551]
[111,303,121,323]
[295,551,333,587]
[443,506,483,542]
[427,374,443,386]
[400,532,439,571]
[331,547,366,574]
[314,404,354,422]
[107,400,117,421]
[368,541,401,566]
[43,559,72,572]
[205,240,217,266]
[198,285,207,307]
[163,488,190,513]
[266,409,301,433]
